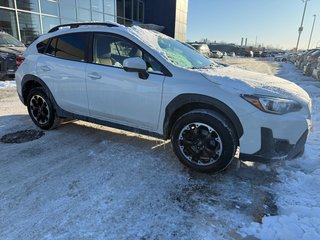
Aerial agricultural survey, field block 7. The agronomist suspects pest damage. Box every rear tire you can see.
[171,110,237,173]
[27,88,61,130]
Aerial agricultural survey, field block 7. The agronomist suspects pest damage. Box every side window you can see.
[54,33,87,61]
[93,33,163,74]
[45,38,57,56]
[36,38,49,54]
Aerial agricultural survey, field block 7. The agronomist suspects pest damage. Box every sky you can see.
[187,0,320,50]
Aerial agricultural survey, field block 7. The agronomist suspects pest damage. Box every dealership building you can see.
[0,0,188,44]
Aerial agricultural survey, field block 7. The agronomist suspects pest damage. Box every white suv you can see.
[16,22,312,173]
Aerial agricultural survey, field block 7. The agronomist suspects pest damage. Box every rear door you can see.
[36,32,89,116]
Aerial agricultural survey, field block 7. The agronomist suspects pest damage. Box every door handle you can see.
[88,72,101,80]
[40,65,51,71]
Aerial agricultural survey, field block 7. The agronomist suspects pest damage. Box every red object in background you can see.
[16,56,25,66]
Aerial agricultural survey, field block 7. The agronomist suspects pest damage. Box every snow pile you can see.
[241,62,320,240]
[0,80,16,89]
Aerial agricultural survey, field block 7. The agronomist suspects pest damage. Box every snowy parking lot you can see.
[0,58,319,239]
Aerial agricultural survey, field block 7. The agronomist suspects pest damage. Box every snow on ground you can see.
[0,59,319,239]
[0,80,16,89]
[238,61,320,240]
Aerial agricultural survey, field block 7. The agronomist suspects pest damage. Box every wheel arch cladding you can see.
[22,74,54,104]
[163,94,244,141]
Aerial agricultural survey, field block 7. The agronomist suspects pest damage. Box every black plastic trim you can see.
[163,94,244,139]
[240,127,308,162]
[48,22,119,33]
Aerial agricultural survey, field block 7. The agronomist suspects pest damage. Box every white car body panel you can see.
[36,55,89,116]
[86,63,165,131]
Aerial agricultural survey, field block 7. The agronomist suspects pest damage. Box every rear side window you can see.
[55,33,87,61]
[46,38,57,56]
[36,39,49,53]
[44,33,88,62]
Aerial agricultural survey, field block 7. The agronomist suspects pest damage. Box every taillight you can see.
[16,56,25,66]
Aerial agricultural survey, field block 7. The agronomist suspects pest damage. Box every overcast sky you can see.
[187,0,320,49]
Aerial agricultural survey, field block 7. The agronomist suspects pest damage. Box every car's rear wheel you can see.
[27,88,61,130]
[171,110,237,173]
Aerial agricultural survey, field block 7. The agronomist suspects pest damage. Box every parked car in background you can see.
[303,50,320,76]
[312,57,320,80]
[0,31,26,80]
[227,52,236,57]
[274,53,289,62]
[244,50,253,57]
[253,51,261,57]
[298,49,318,70]
[190,43,211,57]
[261,51,270,57]
[211,50,223,58]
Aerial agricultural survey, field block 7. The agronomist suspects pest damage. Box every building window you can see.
[117,0,124,19]
[104,14,115,22]
[59,1,76,20]
[76,0,90,9]
[1,0,15,8]
[0,9,18,39]
[125,0,132,19]
[104,0,115,16]
[41,0,59,16]
[92,0,103,12]
[92,11,104,22]
[42,16,60,33]
[17,0,39,12]
[138,0,144,22]
[77,8,91,22]
[18,12,41,44]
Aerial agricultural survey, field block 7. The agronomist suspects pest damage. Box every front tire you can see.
[27,88,61,130]
[171,110,237,173]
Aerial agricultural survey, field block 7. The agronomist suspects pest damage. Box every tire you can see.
[171,110,237,173]
[27,87,61,130]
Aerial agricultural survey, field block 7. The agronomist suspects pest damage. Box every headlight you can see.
[241,94,302,114]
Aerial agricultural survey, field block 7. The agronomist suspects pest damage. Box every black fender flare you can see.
[21,74,64,115]
[163,94,244,140]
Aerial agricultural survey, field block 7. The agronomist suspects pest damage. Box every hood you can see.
[0,46,26,56]
[198,65,310,104]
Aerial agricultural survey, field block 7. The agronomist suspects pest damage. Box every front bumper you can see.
[240,127,308,162]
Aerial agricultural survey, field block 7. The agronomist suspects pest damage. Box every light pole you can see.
[296,0,310,51]
[307,14,317,49]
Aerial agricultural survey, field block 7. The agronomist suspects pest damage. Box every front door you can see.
[86,33,166,131]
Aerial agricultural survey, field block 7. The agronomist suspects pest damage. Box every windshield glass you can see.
[157,37,212,69]
[0,34,24,47]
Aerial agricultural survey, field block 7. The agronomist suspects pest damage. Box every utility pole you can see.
[296,0,310,51]
[307,14,317,50]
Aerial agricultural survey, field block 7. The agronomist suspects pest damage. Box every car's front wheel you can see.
[171,110,237,173]
[27,88,61,130]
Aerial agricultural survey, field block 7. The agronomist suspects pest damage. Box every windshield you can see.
[157,37,212,69]
[0,34,24,47]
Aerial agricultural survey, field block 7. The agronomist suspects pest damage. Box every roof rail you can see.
[48,22,120,33]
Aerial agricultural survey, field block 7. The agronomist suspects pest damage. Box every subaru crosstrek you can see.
[15,22,312,173]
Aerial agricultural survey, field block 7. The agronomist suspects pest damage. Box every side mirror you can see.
[123,57,149,80]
